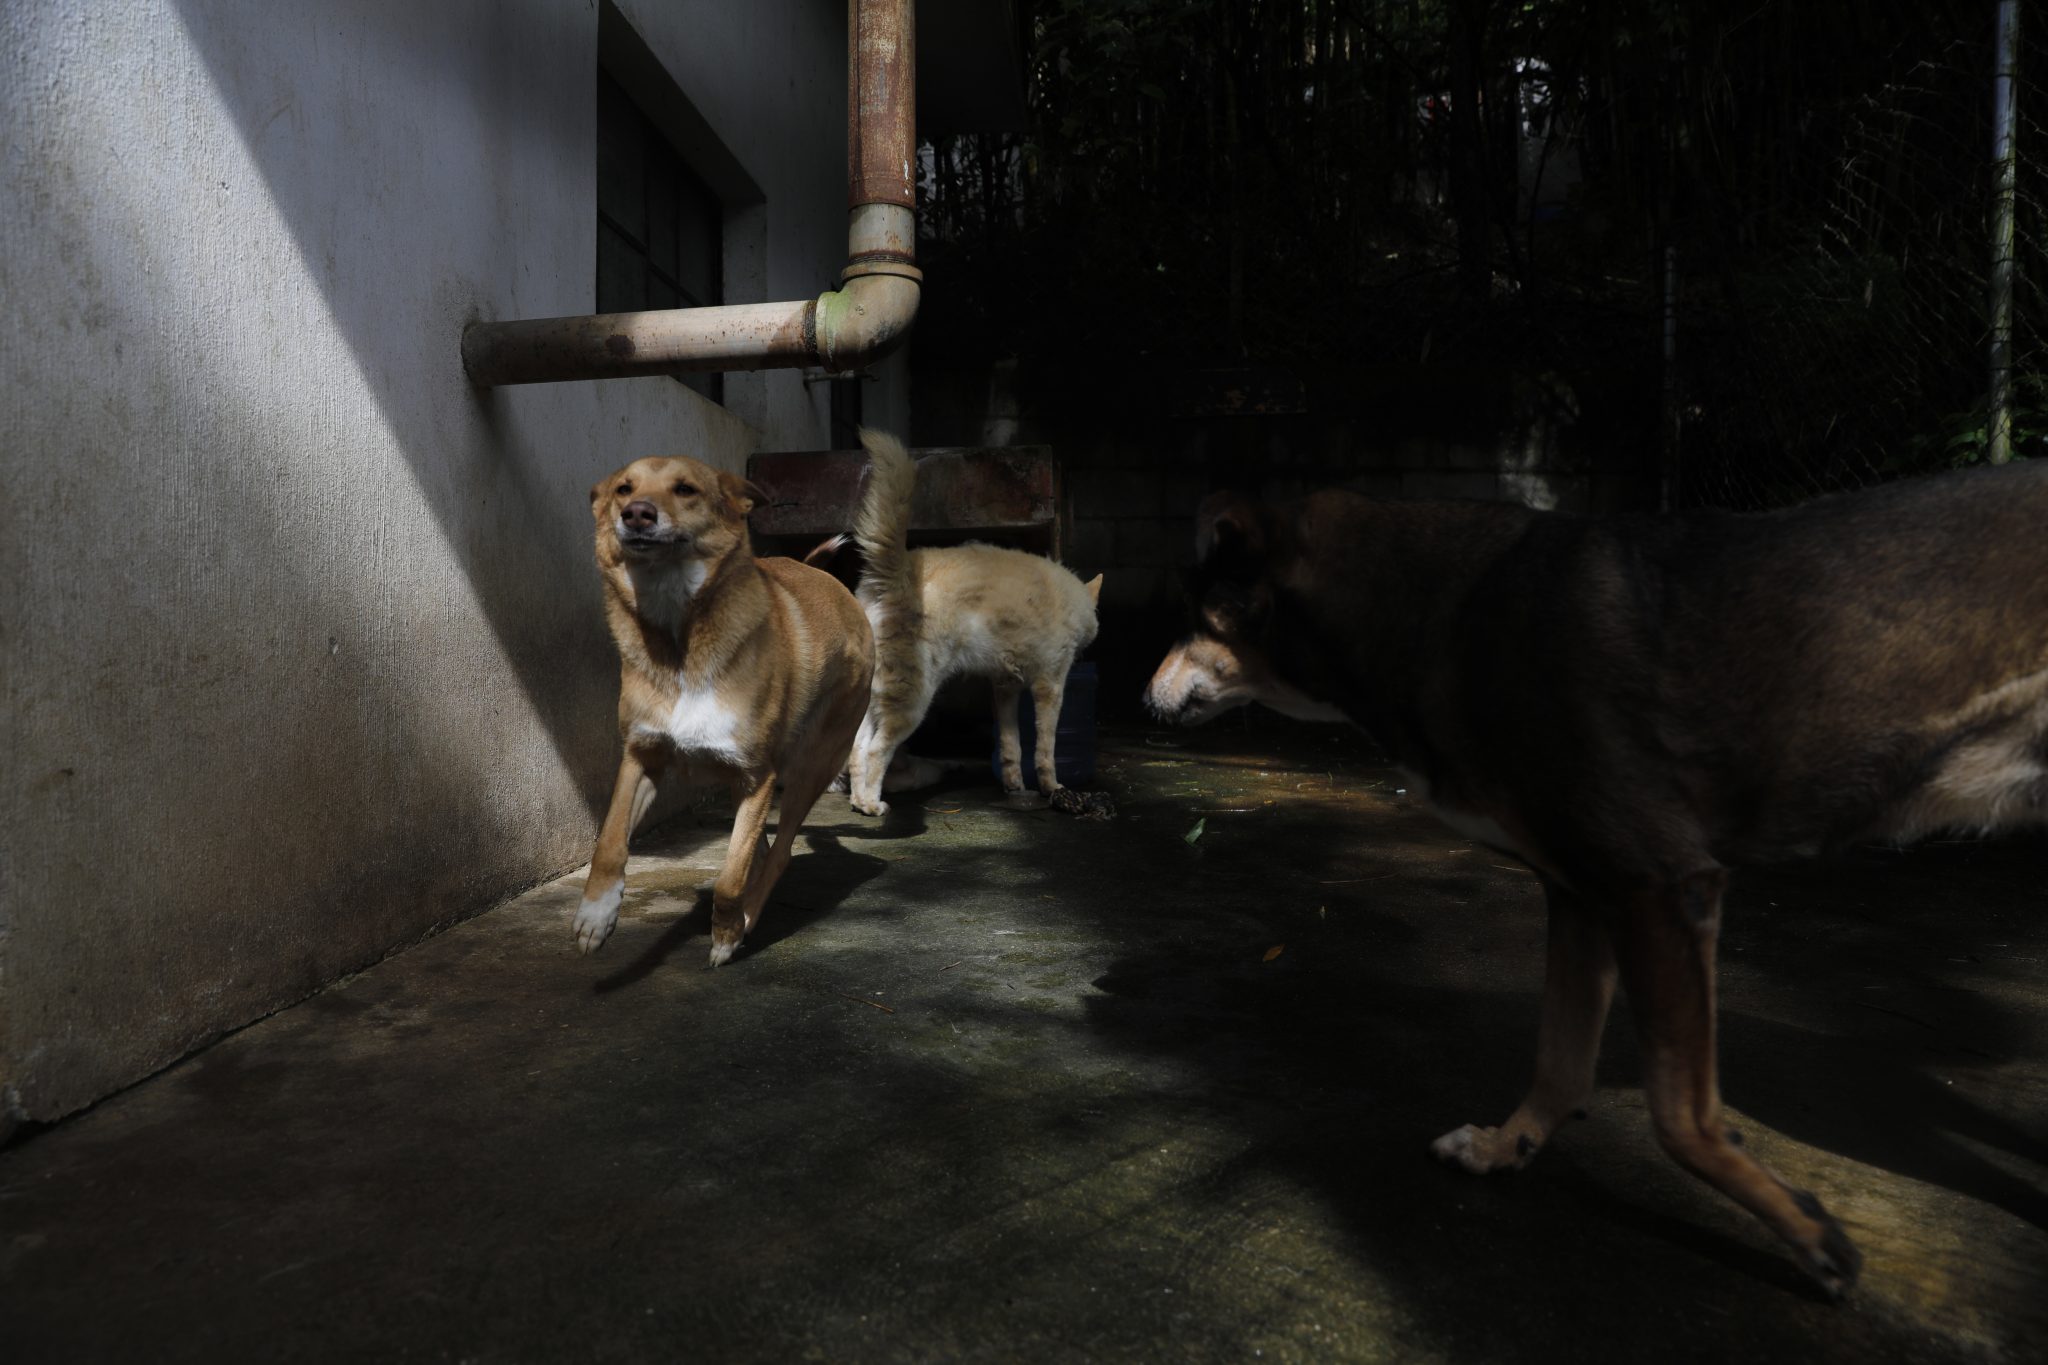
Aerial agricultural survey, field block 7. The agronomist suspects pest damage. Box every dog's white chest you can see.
[637,681,746,765]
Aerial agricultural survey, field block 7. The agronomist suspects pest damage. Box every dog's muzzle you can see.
[1144,658,1216,726]
[618,527,689,554]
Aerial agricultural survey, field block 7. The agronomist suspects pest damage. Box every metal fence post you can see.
[1990,0,2020,465]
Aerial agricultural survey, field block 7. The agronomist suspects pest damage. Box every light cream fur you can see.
[1876,665,2048,842]
[845,429,1102,815]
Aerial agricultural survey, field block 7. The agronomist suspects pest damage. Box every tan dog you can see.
[843,430,1102,815]
[576,454,875,967]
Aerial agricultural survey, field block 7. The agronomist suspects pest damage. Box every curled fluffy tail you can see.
[802,533,849,567]
[852,427,917,623]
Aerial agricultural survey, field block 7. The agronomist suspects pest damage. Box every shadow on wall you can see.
[166,0,624,802]
[5,4,758,1122]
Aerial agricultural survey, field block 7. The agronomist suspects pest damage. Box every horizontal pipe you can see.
[462,219,921,385]
[462,0,919,388]
[463,301,815,384]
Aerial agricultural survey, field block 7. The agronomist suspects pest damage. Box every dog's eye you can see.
[672,481,697,496]
[615,483,632,496]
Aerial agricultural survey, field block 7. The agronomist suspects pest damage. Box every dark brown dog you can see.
[1145,461,2048,1295]
[577,455,875,967]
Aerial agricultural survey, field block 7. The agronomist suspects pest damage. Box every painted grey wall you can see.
[0,0,884,1126]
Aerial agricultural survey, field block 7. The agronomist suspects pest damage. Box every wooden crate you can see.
[747,444,1060,561]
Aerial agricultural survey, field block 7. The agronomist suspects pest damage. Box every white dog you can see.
[845,430,1101,815]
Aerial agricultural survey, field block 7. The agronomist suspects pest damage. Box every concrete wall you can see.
[0,0,881,1127]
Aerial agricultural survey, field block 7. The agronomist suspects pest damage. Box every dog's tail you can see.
[852,427,917,622]
[803,533,850,567]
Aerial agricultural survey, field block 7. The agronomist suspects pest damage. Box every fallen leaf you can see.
[1184,817,1207,845]
[1263,944,1285,962]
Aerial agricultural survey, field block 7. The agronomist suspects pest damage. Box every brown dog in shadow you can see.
[1146,460,2048,1296]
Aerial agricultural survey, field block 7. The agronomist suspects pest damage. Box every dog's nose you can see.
[621,500,659,532]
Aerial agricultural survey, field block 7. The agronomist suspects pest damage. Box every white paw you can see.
[1430,1122,1530,1174]
[1430,1124,1488,1171]
[573,884,623,955]
[707,938,738,968]
[851,794,889,817]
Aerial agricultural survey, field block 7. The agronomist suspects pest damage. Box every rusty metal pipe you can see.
[849,0,915,212]
[462,0,919,387]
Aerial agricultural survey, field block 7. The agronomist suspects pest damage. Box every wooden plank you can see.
[748,445,1057,537]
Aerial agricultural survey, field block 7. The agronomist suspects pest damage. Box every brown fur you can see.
[575,454,874,967]
[1146,461,2048,1295]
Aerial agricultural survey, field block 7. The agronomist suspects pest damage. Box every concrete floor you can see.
[4,720,2045,1363]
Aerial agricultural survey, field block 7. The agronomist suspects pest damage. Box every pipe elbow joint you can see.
[813,270,921,373]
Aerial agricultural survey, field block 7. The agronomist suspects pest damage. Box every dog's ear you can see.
[720,470,771,516]
[1083,573,1104,605]
[1194,492,1266,572]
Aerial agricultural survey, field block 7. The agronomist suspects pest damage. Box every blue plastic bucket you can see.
[990,660,1098,790]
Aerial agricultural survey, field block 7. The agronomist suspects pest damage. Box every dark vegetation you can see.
[917,0,2047,508]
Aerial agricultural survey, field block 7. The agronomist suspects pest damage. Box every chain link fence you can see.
[1677,9,2045,510]
[910,3,2041,517]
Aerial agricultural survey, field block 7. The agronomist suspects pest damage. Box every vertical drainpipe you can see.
[1988,0,2019,466]
[461,0,921,386]
[834,0,921,372]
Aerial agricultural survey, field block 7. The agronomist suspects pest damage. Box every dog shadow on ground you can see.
[1034,742,2048,1357]
[592,832,887,993]
[1711,843,2048,1230]
[1076,866,2046,1317]
[1078,936,2040,1352]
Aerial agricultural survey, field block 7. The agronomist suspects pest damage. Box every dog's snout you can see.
[621,499,660,533]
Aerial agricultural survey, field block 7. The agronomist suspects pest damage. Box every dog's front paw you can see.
[707,929,742,968]
[573,886,622,955]
[1789,1189,1863,1299]
[1430,1123,1538,1174]
[850,794,889,817]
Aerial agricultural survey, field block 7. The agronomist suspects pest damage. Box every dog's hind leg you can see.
[574,747,663,954]
[993,678,1026,793]
[707,776,778,967]
[1027,664,1072,797]
[1616,868,1863,1297]
[731,694,869,957]
[1433,879,1616,1172]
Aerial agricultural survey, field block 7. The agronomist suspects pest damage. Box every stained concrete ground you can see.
[4,718,2046,1363]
